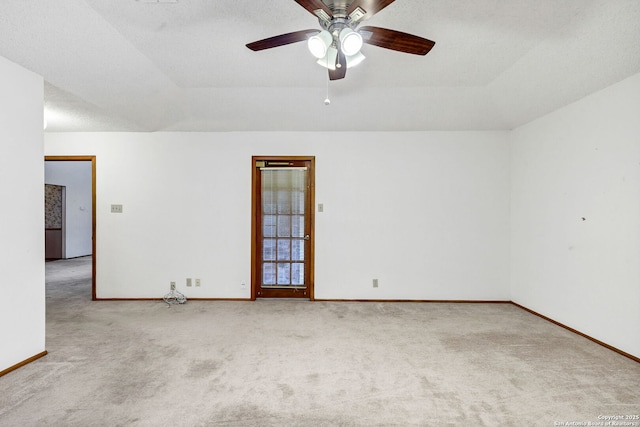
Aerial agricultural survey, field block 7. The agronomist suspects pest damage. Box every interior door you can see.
[252,156,314,299]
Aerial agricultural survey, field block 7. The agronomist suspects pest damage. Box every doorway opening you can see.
[44,156,97,300]
[251,156,315,300]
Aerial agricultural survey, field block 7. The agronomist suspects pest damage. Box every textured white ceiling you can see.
[0,0,639,132]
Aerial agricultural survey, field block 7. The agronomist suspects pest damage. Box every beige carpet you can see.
[1,257,639,426]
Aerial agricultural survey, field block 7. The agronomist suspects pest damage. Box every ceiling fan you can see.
[246,0,435,81]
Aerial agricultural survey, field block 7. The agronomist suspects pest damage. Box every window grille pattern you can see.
[261,169,306,287]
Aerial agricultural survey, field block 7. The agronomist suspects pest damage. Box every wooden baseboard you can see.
[95,298,163,301]
[95,298,251,301]
[0,351,48,378]
[314,299,512,303]
[97,298,512,304]
[511,302,640,364]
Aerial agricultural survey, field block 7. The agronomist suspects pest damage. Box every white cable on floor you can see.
[163,285,186,306]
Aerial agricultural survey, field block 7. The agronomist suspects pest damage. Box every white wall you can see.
[44,131,510,301]
[511,72,640,359]
[0,56,45,372]
[45,161,93,258]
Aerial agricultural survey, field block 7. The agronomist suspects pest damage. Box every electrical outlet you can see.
[373,278,379,288]
[110,204,123,213]
[195,279,201,287]
[170,281,176,290]
[186,278,192,287]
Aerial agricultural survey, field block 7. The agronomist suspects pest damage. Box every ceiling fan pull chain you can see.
[324,55,331,105]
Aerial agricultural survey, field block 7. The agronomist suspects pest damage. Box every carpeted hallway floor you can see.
[1,257,639,426]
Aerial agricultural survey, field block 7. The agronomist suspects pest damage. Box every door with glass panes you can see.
[252,157,314,299]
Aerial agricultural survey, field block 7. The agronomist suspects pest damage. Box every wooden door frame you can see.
[251,156,315,301]
[45,156,97,300]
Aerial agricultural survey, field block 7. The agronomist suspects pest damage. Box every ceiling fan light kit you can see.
[317,46,339,70]
[338,27,363,56]
[308,30,333,58]
[246,0,436,81]
[345,51,365,68]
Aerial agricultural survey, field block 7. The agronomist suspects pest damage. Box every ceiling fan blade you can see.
[359,26,435,55]
[294,0,334,18]
[329,50,347,80]
[347,0,396,21]
[246,29,319,51]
